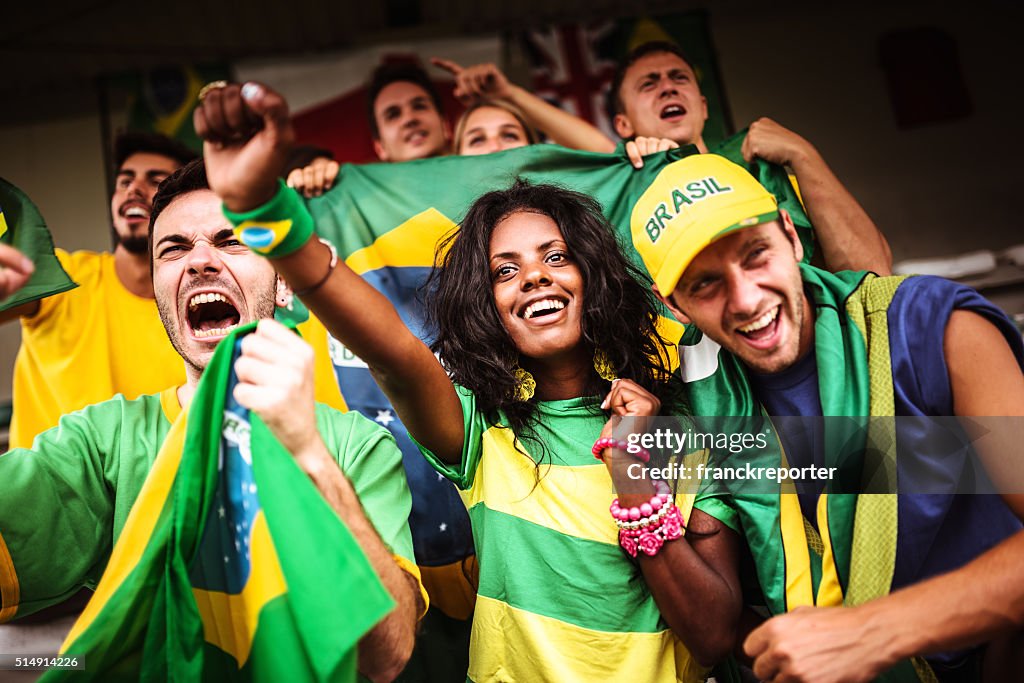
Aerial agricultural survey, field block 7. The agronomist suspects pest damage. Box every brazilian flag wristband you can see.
[222,179,314,258]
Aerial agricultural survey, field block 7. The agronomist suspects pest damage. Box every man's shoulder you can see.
[28,391,169,453]
[73,391,167,425]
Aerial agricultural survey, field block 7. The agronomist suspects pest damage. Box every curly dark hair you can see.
[425,179,682,463]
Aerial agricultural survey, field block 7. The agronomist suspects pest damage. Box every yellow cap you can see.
[631,154,779,295]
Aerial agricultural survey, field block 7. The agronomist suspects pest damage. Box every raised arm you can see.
[742,118,892,274]
[432,57,616,154]
[194,81,465,465]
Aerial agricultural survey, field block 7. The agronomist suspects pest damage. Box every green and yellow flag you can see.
[48,322,394,682]
[0,177,76,312]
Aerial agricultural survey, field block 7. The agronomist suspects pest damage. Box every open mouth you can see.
[120,202,150,221]
[518,297,568,320]
[405,129,428,144]
[660,103,686,120]
[187,291,241,339]
[736,306,780,343]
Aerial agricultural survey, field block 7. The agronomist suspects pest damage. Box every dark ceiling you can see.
[3,0,701,124]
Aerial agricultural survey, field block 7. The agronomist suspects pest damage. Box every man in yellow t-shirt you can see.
[1,132,196,449]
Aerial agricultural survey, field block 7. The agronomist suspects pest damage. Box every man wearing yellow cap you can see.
[632,154,1024,682]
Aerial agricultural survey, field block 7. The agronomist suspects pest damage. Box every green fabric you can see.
[304,138,811,318]
[842,275,908,608]
[687,265,930,682]
[0,177,76,311]
[470,506,665,632]
[34,322,397,681]
[115,63,232,153]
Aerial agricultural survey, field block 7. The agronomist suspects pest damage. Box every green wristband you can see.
[222,179,314,258]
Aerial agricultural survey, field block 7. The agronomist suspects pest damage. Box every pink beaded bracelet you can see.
[609,491,672,524]
[591,437,651,463]
[617,505,685,558]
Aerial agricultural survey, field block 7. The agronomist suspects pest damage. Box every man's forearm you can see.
[858,530,1024,667]
[296,443,419,683]
[790,148,892,274]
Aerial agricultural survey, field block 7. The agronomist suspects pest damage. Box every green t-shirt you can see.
[416,385,705,683]
[0,387,415,620]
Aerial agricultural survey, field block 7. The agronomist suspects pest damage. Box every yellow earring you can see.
[594,349,618,383]
[514,367,536,402]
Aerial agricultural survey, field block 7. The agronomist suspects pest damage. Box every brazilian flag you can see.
[48,323,394,681]
[0,178,76,312]
[105,64,232,153]
[306,139,808,342]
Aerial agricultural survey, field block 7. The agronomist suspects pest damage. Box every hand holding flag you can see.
[234,319,323,465]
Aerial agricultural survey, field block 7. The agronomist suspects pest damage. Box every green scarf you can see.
[683,264,934,683]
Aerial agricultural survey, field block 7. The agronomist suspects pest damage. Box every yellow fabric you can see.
[631,155,780,294]
[787,173,804,207]
[815,494,844,607]
[843,274,903,608]
[418,557,477,621]
[391,553,431,619]
[191,512,288,667]
[345,207,456,275]
[11,250,185,449]
[295,313,348,412]
[469,595,704,683]
[463,426,696,546]
[778,449,844,610]
[0,528,19,622]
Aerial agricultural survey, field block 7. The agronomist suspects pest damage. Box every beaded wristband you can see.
[591,437,651,463]
[222,179,314,258]
[617,505,685,558]
[610,493,671,526]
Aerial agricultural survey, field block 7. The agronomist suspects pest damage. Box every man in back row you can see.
[632,153,1023,682]
[613,40,892,274]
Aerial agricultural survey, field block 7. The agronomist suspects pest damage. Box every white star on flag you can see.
[439,523,447,532]
[375,409,395,427]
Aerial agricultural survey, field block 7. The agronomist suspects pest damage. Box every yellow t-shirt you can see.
[10,250,347,449]
[10,250,186,448]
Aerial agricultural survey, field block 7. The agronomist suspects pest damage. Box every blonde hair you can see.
[453,100,539,155]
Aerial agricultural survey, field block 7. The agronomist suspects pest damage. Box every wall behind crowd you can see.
[2,3,1021,405]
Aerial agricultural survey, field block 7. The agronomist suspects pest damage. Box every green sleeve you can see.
[410,384,488,490]
[316,406,415,565]
[693,492,740,533]
[0,402,124,620]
